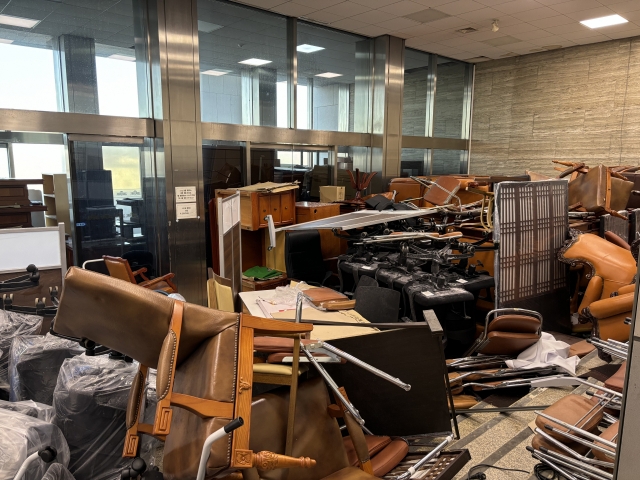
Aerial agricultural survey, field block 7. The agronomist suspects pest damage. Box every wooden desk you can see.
[0,179,48,228]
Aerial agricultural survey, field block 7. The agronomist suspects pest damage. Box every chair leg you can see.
[285,337,301,456]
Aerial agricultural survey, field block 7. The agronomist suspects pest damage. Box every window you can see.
[400,149,427,177]
[0,145,9,178]
[198,0,288,126]
[12,144,66,193]
[403,49,432,137]
[432,149,467,175]
[0,0,149,117]
[433,58,468,140]
[297,22,371,133]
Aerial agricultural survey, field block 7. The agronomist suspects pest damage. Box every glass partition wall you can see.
[0,0,473,303]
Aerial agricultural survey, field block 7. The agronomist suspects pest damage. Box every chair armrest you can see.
[132,267,149,282]
[617,284,635,296]
[586,293,634,319]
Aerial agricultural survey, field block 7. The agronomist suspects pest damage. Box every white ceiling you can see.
[231,0,640,62]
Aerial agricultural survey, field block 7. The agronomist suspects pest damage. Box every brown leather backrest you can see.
[423,177,461,206]
[536,395,602,440]
[592,421,618,461]
[604,231,631,251]
[560,233,636,293]
[103,256,135,283]
[604,362,626,393]
[480,332,540,356]
[53,267,238,368]
[487,314,541,334]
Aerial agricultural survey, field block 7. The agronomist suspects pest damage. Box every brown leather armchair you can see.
[559,231,636,334]
[103,255,178,293]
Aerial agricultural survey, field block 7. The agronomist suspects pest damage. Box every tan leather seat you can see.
[536,395,602,441]
[569,339,596,358]
[477,314,541,356]
[343,436,408,477]
[531,433,590,456]
[582,291,632,342]
[592,421,618,462]
[604,362,626,393]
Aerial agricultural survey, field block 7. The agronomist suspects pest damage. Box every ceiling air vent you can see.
[456,27,478,34]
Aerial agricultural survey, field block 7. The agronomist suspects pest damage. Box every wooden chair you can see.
[103,255,177,293]
[207,268,235,312]
[51,267,315,479]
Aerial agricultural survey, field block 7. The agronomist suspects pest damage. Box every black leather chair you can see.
[285,230,332,286]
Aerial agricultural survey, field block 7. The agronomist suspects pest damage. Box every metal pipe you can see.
[539,448,613,480]
[570,378,623,398]
[196,418,244,480]
[529,450,582,480]
[301,344,365,425]
[542,425,617,457]
[313,341,411,391]
[536,412,618,449]
[534,428,615,468]
[395,435,453,480]
[13,452,39,480]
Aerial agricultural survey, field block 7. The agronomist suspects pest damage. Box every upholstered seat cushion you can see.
[569,339,596,358]
[479,332,540,356]
[254,337,314,353]
[592,421,618,462]
[344,435,390,466]
[531,434,590,456]
[604,362,626,393]
[321,467,380,480]
[536,395,602,440]
[343,436,409,476]
[487,315,540,334]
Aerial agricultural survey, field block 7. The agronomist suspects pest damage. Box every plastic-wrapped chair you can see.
[52,355,155,480]
[9,334,84,404]
[0,408,70,480]
[0,399,54,421]
[0,311,43,395]
[42,464,76,480]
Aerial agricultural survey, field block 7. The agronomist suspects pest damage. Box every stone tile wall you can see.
[470,36,640,177]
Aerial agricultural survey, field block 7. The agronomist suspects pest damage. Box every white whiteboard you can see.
[0,224,66,274]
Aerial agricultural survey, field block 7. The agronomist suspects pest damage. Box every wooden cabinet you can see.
[295,201,342,259]
[216,188,296,231]
[0,179,48,229]
[42,174,71,235]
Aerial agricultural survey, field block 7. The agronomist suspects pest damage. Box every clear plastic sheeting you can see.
[0,311,43,392]
[0,399,54,421]
[9,334,84,404]
[0,408,70,480]
[52,355,154,480]
[42,464,76,480]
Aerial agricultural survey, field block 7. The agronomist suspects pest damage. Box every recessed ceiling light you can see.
[0,14,41,29]
[202,69,230,76]
[316,72,342,78]
[580,14,628,29]
[297,44,324,53]
[239,58,272,66]
[198,20,223,33]
[109,54,135,61]
[0,38,13,44]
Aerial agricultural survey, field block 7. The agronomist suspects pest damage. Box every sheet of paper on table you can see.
[272,309,379,341]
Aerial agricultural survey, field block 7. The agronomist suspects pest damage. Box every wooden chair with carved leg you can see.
[51,267,317,480]
[103,255,178,293]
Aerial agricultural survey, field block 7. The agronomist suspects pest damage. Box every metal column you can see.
[53,35,100,115]
[371,35,404,194]
[152,0,206,304]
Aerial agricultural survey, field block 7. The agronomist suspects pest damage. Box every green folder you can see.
[243,266,282,280]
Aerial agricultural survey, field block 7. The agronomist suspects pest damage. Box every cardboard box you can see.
[320,186,345,203]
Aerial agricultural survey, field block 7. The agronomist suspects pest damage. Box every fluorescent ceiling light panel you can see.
[0,14,41,29]
[580,14,628,29]
[109,54,135,61]
[297,44,324,53]
[315,72,342,78]
[202,69,230,76]
[239,58,272,66]
[0,38,13,44]
[198,20,223,33]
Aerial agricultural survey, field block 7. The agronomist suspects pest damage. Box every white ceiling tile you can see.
[624,11,640,22]
[511,28,555,40]
[351,10,397,24]
[381,17,423,29]
[497,22,540,33]
[407,30,463,43]
[423,15,477,29]
[512,5,559,21]
[529,14,575,27]
[437,0,486,15]
[438,35,479,46]
[270,2,318,16]
[234,0,289,8]
[303,9,342,24]
[607,1,640,15]
[411,0,461,6]
[463,29,506,40]
[491,15,526,26]
[565,6,616,21]
[578,34,615,43]
[352,24,390,36]
[527,33,570,45]
[535,0,572,5]
[351,0,400,8]
[494,0,544,14]
[561,29,609,39]
[319,1,370,17]
[475,0,515,6]
[393,23,441,36]
[293,0,344,7]
[507,41,539,52]
[329,18,370,31]
[544,22,590,34]
[379,0,428,15]
[457,6,503,21]
[551,0,605,14]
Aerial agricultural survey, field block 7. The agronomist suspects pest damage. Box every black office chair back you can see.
[285,230,328,285]
[356,275,378,288]
[354,286,401,323]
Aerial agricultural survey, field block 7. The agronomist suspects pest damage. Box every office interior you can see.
[0,0,639,479]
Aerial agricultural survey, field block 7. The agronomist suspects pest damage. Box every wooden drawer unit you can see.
[295,201,342,259]
[216,187,296,231]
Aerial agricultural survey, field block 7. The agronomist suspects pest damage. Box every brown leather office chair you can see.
[465,308,542,357]
[103,255,178,293]
[52,267,315,480]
